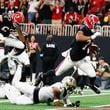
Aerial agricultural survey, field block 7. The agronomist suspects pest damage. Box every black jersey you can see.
[70,25,93,61]
[41,40,59,58]
[0,14,14,36]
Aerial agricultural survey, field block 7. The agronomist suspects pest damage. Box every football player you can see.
[0,11,25,62]
[0,11,31,82]
[35,14,101,94]
[0,11,25,48]
[4,62,77,106]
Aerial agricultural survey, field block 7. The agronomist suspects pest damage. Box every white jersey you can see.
[38,86,53,103]
[4,81,69,105]
[51,82,68,99]
[39,82,68,103]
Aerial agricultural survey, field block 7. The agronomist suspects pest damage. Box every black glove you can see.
[66,103,75,107]
[75,100,80,107]
[65,101,80,107]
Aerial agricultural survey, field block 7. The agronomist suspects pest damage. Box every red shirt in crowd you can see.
[52,5,63,20]
[8,0,20,8]
[89,0,105,13]
[64,11,82,25]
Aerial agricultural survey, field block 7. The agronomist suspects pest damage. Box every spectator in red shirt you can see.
[64,7,81,25]
[52,0,65,24]
[8,0,20,8]
[89,0,105,14]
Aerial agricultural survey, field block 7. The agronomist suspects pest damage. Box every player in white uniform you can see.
[0,41,5,60]
[3,62,77,106]
[7,32,31,82]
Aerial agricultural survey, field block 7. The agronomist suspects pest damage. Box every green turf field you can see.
[0,89,110,110]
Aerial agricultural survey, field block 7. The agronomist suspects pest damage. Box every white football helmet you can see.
[62,76,76,94]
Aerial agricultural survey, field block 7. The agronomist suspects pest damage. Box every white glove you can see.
[64,103,75,107]
[91,32,101,40]
[0,33,6,41]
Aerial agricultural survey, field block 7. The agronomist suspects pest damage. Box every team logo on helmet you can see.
[84,14,100,29]
[12,11,24,23]
[62,76,76,94]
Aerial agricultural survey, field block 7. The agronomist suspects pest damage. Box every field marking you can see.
[69,92,110,98]
[0,99,9,103]
[45,108,56,110]
[93,104,110,108]
[75,89,110,93]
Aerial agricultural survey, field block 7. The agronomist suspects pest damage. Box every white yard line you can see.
[93,104,110,108]
[75,88,110,93]
[69,92,110,98]
[0,99,9,103]
[45,108,57,110]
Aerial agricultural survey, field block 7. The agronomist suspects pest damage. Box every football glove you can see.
[91,32,101,40]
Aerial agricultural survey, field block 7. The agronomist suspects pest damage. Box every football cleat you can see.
[88,84,101,94]
[35,72,44,86]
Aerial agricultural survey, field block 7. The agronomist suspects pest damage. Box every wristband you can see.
[64,104,67,107]
[54,99,59,102]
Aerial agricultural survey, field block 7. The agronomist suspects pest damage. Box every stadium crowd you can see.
[0,0,110,25]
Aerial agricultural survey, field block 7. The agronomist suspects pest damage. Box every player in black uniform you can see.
[36,14,101,94]
[0,11,25,59]
[0,11,31,82]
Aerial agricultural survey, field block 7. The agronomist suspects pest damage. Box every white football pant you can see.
[4,83,34,105]
[4,64,35,105]
[0,48,5,59]
[5,34,24,49]
[12,65,35,98]
[0,86,6,98]
[8,51,30,75]
[55,53,96,78]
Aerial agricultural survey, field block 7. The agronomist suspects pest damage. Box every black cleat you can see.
[88,84,101,94]
[75,100,80,107]
[66,101,80,107]
[35,72,44,86]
